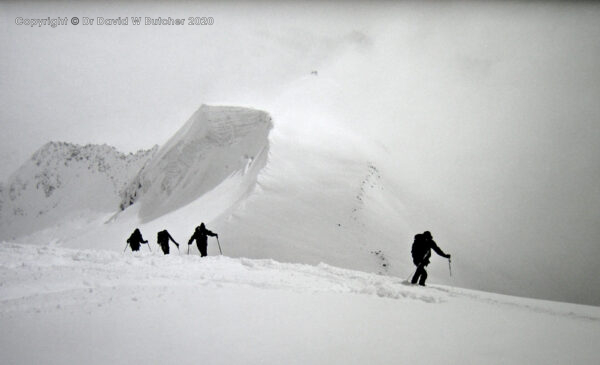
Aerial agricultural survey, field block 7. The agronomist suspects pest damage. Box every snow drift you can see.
[119,105,273,222]
[1,242,599,365]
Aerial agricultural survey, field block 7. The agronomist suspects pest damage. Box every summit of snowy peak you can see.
[0,142,157,241]
[119,105,273,222]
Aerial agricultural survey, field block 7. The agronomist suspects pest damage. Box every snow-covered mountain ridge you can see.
[0,104,274,242]
[1,102,599,363]
[119,105,273,221]
[0,141,156,240]
[1,100,416,285]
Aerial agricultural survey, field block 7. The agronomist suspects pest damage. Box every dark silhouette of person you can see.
[411,231,450,286]
[188,223,218,257]
[127,228,148,252]
[157,229,179,255]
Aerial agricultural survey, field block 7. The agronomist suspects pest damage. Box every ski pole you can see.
[123,242,129,253]
[146,241,152,252]
[406,270,415,283]
[216,237,223,255]
[448,258,452,277]
[187,244,190,255]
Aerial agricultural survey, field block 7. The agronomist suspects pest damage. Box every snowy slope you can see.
[2,84,581,305]
[1,242,599,365]
[205,77,413,275]
[2,100,411,279]
[119,105,272,222]
[210,114,410,274]
[56,95,412,276]
[1,96,599,363]
[0,142,156,241]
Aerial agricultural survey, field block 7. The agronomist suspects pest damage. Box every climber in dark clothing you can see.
[157,229,179,255]
[411,231,451,286]
[188,223,218,257]
[127,228,148,252]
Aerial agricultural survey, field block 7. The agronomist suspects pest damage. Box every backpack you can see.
[411,234,425,261]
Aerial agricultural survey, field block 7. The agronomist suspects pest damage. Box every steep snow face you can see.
[203,78,413,277]
[0,142,156,240]
[120,105,273,222]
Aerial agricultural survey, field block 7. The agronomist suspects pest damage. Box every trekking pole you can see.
[123,242,129,253]
[216,237,223,255]
[187,244,190,255]
[146,242,152,252]
[405,270,415,283]
[448,258,452,277]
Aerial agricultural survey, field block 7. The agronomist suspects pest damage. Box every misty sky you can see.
[1,1,600,305]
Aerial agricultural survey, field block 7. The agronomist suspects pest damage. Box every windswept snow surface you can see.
[7,100,412,283]
[120,105,272,222]
[0,97,594,308]
[1,242,599,365]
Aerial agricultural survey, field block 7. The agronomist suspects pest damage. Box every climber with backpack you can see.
[188,223,218,257]
[411,231,451,286]
[157,229,179,255]
[125,228,149,252]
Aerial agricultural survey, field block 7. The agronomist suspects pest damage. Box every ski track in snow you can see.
[1,242,598,323]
